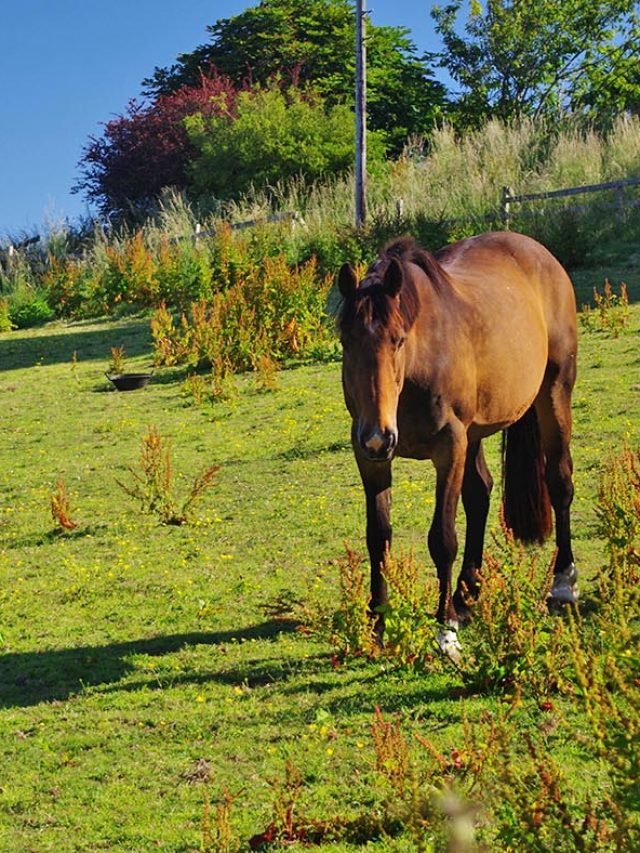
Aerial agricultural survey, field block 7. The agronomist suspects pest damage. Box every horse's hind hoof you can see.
[436,628,462,665]
[547,564,579,612]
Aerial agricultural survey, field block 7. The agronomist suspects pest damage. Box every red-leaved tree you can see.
[74,72,243,221]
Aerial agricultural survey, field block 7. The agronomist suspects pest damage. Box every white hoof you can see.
[548,564,579,606]
[436,628,462,664]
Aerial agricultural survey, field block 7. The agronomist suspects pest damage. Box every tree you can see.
[185,84,386,200]
[430,0,640,128]
[74,74,242,219]
[570,11,640,125]
[143,0,448,153]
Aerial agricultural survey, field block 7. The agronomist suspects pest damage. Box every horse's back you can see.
[436,231,577,363]
[426,232,576,431]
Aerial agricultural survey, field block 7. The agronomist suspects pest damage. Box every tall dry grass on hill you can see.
[2,115,640,330]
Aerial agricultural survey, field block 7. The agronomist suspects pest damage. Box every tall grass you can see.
[2,114,640,329]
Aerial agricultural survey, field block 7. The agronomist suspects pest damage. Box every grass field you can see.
[0,266,639,849]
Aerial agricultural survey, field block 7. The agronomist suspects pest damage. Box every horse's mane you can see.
[339,237,449,337]
[382,237,450,292]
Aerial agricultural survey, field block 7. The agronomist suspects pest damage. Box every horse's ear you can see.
[384,258,403,297]
[338,263,358,298]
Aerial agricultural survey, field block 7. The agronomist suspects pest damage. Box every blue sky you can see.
[0,1,445,237]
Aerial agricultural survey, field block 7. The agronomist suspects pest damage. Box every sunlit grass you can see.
[0,295,638,847]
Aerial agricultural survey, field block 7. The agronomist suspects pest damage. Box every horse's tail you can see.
[502,405,552,545]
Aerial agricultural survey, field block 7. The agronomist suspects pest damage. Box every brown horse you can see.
[338,231,578,659]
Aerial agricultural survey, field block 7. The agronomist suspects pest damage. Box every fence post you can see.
[500,186,513,230]
[615,183,624,236]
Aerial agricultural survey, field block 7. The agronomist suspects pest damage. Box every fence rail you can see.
[187,210,305,242]
[501,177,640,230]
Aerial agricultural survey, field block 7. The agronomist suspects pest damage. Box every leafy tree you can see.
[430,0,640,127]
[74,74,242,219]
[185,84,386,200]
[143,0,448,153]
[570,11,640,125]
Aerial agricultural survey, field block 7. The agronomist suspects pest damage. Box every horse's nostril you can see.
[360,428,397,459]
[362,431,385,454]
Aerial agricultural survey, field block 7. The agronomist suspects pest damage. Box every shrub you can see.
[155,237,213,307]
[580,281,630,337]
[150,253,334,376]
[186,84,386,201]
[458,518,570,697]
[41,257,91,317]
[0,299,13,332]
[101,231,158,309]
[379,549,440,667]
[8,286,54,328]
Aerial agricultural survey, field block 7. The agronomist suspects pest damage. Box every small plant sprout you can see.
[252,351,279,392]
[109,345,126,374]
[201,789,238,853]
[50,478,78,531]
[70,350,79,381]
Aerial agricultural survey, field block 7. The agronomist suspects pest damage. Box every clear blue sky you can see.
[0,1,444,237]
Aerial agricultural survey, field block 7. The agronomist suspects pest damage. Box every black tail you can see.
[502,406,552,545]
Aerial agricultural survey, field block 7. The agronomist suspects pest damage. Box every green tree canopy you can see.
[144,0,448,153]
[430,0,640,128]
[185,84,386,200]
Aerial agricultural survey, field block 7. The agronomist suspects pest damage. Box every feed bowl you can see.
[105,372,152,391]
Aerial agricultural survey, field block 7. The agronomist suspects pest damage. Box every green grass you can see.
[0,290,639,849]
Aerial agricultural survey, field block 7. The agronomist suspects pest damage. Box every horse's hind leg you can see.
[454,440,493,619]
[535,361,578,605]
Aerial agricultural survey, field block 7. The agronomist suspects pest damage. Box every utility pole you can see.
[355,0,367,228]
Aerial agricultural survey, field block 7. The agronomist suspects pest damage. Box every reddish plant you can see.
[75,71,244,219]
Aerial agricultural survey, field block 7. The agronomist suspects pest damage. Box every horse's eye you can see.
[390,335,405,350]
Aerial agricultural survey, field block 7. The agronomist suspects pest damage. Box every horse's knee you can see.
[428,522,457,575]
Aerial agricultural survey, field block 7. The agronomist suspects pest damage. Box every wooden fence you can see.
[500,177,640,230]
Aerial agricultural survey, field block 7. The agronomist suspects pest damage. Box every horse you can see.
[337,231,578,659]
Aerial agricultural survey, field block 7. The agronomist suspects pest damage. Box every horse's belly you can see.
[473,343,547,428]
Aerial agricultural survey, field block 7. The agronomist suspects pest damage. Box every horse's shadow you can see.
[0,620,299,709]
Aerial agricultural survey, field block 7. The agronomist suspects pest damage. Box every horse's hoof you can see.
[453,601,473,625]
[547,564,579,610]
[436,628,462,664]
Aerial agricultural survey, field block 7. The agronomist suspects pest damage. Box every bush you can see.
[155,238,213,307]
[186,84,386,201]
[150,253,334,375]
[0,299,13,332]
[41,257,94,318]
[8,286,54,328]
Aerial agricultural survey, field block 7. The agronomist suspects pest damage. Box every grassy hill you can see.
[0,253,638,849]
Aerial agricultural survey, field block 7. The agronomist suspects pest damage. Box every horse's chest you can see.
[396,384,447,458]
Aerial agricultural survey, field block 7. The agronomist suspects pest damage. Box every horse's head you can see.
[338,255,419,462]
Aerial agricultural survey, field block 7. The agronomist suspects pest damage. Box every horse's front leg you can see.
[428,421,467,659]
[455,440,493,619]
[355,448,392,643]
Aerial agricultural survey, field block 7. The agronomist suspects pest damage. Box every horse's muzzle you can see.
[358,426,397,461]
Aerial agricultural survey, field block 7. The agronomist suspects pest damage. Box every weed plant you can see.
[108,345,127,374]
[580,281,631,337]
[116,425,220,525]
[50,478,78,532]
[460,519,572,698]
[595,444,640,581]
